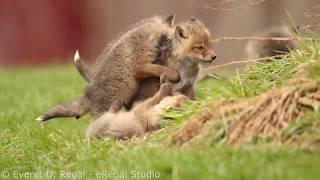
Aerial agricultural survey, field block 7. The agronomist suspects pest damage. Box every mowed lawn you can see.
[1,65,320,180]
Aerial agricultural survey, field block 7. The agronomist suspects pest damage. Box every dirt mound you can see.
[169,78,320,147]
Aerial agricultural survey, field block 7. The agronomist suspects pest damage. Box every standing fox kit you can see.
[37,16,216,122]
[166,18,216,98]
[86,75,187,139]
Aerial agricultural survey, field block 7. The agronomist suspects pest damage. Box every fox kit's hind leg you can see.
[108,100,122,113]
[144,82,173,106]
[134,74,173,112]
[36,96,89,122]
[134,75,177,132]
[135,85,172,131]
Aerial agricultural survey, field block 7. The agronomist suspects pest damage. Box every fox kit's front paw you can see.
[165,71,180,83]
[159,82,173,96]
[172,94,188,106]
[160,73,169,84]
[160,70,179,84]
[171,71,180,82]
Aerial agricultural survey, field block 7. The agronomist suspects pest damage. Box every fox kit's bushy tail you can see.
[36,51,91,122]
[74,50,91,82]
[36,95,90,122]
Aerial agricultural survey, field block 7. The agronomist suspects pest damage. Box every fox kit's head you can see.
[172,18,216,63]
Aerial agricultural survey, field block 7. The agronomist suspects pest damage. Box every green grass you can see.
[1,41,320,179]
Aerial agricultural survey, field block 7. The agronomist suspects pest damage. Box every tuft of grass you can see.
[167,40,320,148]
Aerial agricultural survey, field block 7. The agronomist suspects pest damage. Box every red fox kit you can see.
[131,18,216,104]
[36,15,179,121]
[86,75,187,139]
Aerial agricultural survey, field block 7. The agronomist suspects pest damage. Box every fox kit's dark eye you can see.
[195,46,204,50]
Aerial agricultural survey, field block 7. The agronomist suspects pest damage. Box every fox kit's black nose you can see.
[211,55,217,61]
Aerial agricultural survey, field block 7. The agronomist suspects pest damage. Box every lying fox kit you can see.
[36,15,179,121]
[86,76,187,139]
[245,26,298,59]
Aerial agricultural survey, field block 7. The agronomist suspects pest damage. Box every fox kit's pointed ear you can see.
[189,17,203,26]
[165,14,176,27]
[190,17,197,22]
[175,26,189,40]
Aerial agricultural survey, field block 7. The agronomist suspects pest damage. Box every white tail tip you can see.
[35,116,45,122]
[74,50,80,62]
